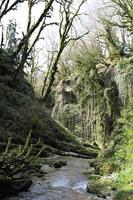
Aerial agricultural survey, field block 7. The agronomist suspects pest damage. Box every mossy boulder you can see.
[87,177,113,198]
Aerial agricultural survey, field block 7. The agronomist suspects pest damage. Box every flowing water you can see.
[9,157,90,200]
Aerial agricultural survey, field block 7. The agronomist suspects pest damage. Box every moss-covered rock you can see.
[87,177,113,198]
[52,63,121,149]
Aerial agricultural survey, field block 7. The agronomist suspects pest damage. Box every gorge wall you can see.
[52,57,133,148]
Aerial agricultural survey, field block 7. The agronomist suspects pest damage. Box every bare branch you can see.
[0,0,26,21]
[66,31,89,45]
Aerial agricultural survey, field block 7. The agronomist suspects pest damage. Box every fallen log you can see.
[39,145,98,159]
[0,141,98,159]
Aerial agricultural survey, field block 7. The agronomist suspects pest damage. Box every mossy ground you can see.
[0,52,97,156]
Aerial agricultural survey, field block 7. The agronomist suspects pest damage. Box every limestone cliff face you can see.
[52,79,81,135]
[52,57,133,148]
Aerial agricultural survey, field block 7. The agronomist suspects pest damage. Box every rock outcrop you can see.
[52,57,133,148]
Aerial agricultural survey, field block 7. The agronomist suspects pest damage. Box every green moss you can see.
[115,186,133,200]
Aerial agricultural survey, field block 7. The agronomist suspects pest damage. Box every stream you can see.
[8,157,90,200]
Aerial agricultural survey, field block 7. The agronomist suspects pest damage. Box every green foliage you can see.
[114,104,133,195]
[74,47,102,91]
[118,57,133,71]
[101,19,121,59]
[73,47,104,110]
[112,0,133,33]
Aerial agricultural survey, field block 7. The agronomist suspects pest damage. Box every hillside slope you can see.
[0,51,97,157]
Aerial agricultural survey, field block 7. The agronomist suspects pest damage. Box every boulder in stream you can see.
[0,179,32,198]
[53,160,67,168]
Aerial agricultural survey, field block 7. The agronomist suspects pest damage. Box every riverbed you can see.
[8,157,90,200]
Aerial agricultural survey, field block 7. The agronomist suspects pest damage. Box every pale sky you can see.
[1,0,106,70]
[2,0,103,37]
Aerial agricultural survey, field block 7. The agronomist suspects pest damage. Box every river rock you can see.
[53,160,67,168]
[88,195,113,200]
[41,164,52,173]
[0,179,32,198]
[88,196,104,200]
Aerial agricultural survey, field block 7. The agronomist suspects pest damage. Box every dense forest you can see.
[0,0,133,199]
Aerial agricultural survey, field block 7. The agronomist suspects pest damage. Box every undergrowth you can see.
[99,102,133,199]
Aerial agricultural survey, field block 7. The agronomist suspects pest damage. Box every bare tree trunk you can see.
[13,0,54,59]
[13,0,55,79]
[0,0,25,21]
[44,48,63,100]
